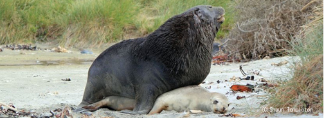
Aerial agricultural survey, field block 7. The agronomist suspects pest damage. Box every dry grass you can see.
[267,1,323,114]
[224,0,322,60]
[228,0,324,114]
[268,54,323,114]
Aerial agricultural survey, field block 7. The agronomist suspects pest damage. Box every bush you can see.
[224,0,321,60]
[267,6,323,114]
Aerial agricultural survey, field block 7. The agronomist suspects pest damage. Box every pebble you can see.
[40,112,53,117]
[80,49,93,54]
[30,109,36,113]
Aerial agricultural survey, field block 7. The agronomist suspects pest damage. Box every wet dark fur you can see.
[80,5,223,114]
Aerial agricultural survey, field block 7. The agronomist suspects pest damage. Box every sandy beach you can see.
[0,48,322,118]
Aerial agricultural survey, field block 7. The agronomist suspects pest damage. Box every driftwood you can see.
[0,102,18,112]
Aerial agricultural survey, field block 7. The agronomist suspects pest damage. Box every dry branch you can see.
[0,102,18,112]
[224,0,322,59]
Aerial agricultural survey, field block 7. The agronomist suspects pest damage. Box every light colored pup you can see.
[82,86,229,114]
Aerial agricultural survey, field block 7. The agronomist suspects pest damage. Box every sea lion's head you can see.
[187,5,225,34]
[159,5,225,37]
[210,93,229,114]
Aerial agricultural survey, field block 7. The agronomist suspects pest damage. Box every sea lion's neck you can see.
[134,14,215,75]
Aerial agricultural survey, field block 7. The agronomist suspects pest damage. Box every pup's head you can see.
[209,93,229,114]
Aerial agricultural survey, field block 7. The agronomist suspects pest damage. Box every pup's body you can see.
[83,86,229,114]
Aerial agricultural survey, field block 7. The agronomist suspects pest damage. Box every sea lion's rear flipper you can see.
[148,103,168,115]
[82,103,101,111]
[82,98,110,111]
[73,107,93,116]
[82,96,136,111]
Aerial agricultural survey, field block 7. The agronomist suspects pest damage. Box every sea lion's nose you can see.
[213,7,225,23]
[217,15,225,23]
[221,107,227,113]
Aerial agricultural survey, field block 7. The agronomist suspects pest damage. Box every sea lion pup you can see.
[82,86,229,114]
[149,86,229,114]
[79,5,225,114]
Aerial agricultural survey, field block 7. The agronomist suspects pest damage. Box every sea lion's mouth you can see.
[214,109,227,114]
[215,14,225,33]
[217,14,225,23]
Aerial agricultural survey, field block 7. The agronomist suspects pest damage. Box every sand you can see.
[0,48,322,118]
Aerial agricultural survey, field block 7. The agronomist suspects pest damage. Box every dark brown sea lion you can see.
[79,5,225,114]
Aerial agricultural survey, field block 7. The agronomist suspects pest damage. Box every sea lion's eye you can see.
[213,100,218,104]
[228,104,230,107]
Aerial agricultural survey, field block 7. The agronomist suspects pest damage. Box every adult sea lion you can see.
[82,86,229,114]
[79,5,225,114]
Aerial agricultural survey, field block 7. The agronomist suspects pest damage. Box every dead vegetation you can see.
[268,54,323,114]
[224,0,322,60]
[223,0,323,114]
[266,0,323,114]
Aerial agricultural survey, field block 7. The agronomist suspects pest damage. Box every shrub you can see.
[224,0,321,60]
[267,6,323,114]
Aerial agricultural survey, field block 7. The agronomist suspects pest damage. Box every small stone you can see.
[40,113,53,117]
[61,78,71,81]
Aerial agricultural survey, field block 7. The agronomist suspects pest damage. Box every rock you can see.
[80,49,93,54]
[39,112,53,117]
[263,56,270,59]
[29,109,36,113]
[260,78,268,82]
[217,80,220,84]
[61,78,71,81]
[236,96,246,100]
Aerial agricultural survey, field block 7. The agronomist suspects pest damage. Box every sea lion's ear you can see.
[193,8,201,24]
[213,100,218,104]
[195,8,203,18]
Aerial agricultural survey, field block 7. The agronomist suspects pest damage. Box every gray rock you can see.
[80,49,93,54]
